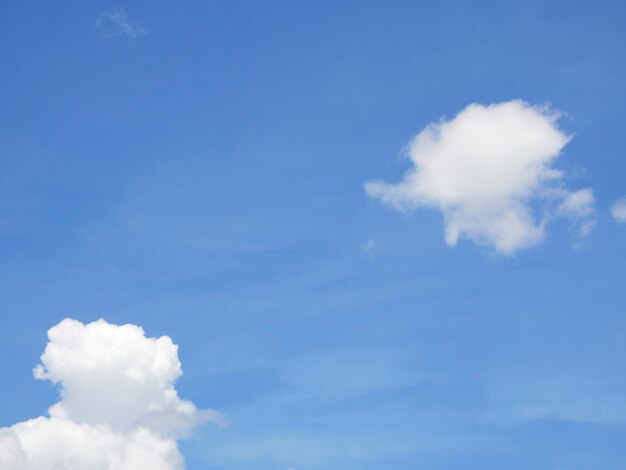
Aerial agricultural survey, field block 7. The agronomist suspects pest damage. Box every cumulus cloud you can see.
[365,100,596,254]
[0,318,221,469]
[0,419,183,470]
[611,197,626,223]
[96,8,147,39]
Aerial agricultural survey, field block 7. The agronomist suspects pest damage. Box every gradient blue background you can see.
[2,1,626,468]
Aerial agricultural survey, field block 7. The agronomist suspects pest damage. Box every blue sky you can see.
[1,1,626,468]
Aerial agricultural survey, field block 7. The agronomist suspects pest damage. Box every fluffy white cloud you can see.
[611,197,626,223]
[0,418,183,470]
[365,100,595,254]
[0,319,221,469]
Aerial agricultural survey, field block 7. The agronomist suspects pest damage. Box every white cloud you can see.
[558,188,595,218]
[557,188,596,237]
[96,8,147,39]
[365,100,595,254]
[0,318,221,469]
[611,197,626,223]
[0,419,183,470]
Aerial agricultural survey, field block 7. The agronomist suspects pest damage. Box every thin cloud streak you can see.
[96,8,147,39]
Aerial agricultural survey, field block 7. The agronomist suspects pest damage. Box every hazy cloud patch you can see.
[611,197,626,223]
[96,8,147,39]
[486,370,626,425]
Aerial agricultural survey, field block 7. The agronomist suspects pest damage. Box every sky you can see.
[1,1,626,468]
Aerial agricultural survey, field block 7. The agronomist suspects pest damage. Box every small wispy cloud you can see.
[486,367,626,425]
[611,197,626,223]
[362,238,376,254]
[96,7,147,39]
